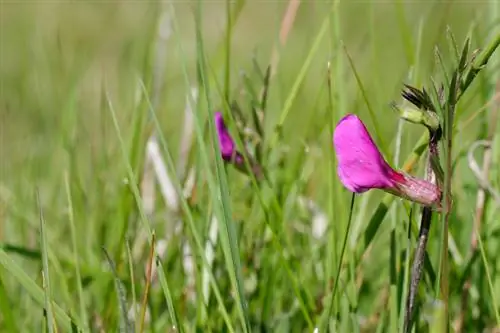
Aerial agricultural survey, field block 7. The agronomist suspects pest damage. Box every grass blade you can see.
[324,193,356,328]
[37,190,54,333]
[106,89,184,331]
[64,172,89,331]
[102,247,132,333]
[343,43,389,158]
[0,249,80,331]
[268,1,334,150]
[194,5,251,330]
[0,268,17,332]
[476,228,500,326]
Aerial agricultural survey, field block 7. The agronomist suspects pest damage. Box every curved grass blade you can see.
[0,249,81,331]
[0,269,17,332]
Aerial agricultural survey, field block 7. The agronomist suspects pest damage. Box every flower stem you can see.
[405,134,439,332]
[405,206,432,332]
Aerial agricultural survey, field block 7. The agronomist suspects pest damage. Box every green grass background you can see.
[1,1,499,332]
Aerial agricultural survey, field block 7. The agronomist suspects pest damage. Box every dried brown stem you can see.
[139,233,156,333]
[404,137,438,333]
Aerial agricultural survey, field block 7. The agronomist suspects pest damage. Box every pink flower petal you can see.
[333,114,396,193]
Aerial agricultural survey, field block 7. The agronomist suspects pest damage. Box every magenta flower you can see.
[215,112,244,164]
[214,112,264,180]
[333,114,441,208]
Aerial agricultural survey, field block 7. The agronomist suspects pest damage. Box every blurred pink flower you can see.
[215,112,244,164]
[333,114,441,207]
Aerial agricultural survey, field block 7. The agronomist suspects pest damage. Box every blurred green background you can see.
[1,1,499,332]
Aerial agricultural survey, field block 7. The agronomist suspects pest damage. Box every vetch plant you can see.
[333,113,442,208]
[333,31,500,332]
[215,111,263,181]
[215,111,245,165]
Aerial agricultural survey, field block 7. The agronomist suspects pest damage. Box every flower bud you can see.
[391,104,440,133]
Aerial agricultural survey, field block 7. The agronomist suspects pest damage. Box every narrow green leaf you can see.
[194,0,250,328]
[446,26,460,66]
[0,269,17,332]
[0,249,81,331]
[106,89,186,331]
[476,229,500,326]
[458,37,471,72]
[64,172,89,331]
[343,43,390,159]
[268,2,334,150]
[37,190,54,333]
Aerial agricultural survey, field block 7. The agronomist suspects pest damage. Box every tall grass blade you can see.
[192,1,252,330]
[476,229,500,326]
[268,1,334,150]
[343,44,389,157]
[37,190,55,333]
[64,172,89,331]
[324,193,356,328]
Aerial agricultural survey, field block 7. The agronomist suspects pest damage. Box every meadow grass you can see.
[1,1,500,332]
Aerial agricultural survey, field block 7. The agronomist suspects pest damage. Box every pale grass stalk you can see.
[202,215,219,308]
[148,239,168,284]
[297,196,327,240]
[133,137,179,266]
[456,87,499,331]
[269,0,301,78]
[182,241,196,304]
[177,88,198,180]
[147,136,179,213]
[137,3,171,257]
[137,89,198,304]
[182,167,196,200]
[140,1,171,216]
[127,303,151,326]
[140,151,156,218]
[152,4,171,109]
[468,140,500,207]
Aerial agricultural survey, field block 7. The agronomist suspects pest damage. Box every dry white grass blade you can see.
[177,88,198,180]
[202,215,219,306]
[468,140,500,209]
[183,241,196,303]
[147,136,180,213]
[127,302,151,325]
[140,147,156,217]
[135,3,171,260]
[297,196,328,239]
[152,7,171,109]
[182,167,196,200]
[148,238,168,284]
